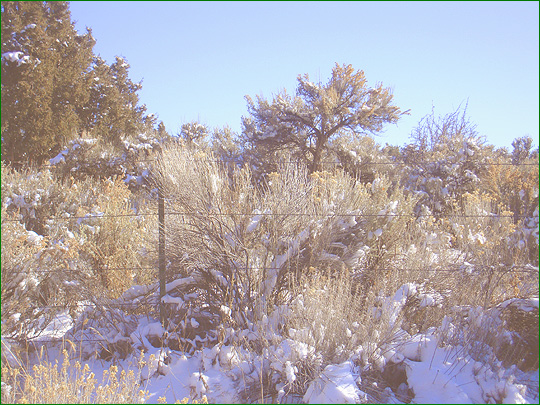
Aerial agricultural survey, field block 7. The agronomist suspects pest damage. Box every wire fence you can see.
[2,157,539,347]
[5,263,538,276]
[5,157,540,170]
[2,210,535,224]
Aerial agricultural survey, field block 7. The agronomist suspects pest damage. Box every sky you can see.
[68,1,539,149]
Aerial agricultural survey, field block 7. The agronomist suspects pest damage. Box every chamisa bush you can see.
[1,161,155,339]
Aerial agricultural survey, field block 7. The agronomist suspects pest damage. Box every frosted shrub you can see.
[49,132,165,191]
[444,191,538,306]
[1,164,93,336]
[402,106,492,217]
[1,204,49,337]
[330,134,400,184]
[154,145,303,329]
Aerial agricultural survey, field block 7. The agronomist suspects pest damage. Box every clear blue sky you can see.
[69,1,539,150]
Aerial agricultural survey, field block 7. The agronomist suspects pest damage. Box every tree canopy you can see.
[241,63,409,172]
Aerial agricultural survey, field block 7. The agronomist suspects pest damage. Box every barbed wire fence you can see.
[1,158,538,346]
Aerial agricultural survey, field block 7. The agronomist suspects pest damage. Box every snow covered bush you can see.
[49,132,165,194]
[154,146,420,331]
[1,164,97,337]
[1,203,51,338]
[402,106,492,217]
[330,133,400,185]
[1,163,156,338]
[444,191,538,305]
[153,145,300,331]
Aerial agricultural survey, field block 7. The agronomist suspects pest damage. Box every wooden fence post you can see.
[158,184,167,328]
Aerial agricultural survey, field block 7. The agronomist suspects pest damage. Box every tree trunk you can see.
[310,136,325,173]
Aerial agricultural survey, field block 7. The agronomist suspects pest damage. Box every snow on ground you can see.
[2,295,538,404]
[142,346,239,404]
[303,361,367,404]
[11,331,536,404]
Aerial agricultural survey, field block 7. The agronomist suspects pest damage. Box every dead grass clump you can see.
[1,342,149,404]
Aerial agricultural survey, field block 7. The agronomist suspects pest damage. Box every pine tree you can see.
[1,1,94,165]
[241,63,408,173]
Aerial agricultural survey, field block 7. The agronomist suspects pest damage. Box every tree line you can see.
[2,1,537,177]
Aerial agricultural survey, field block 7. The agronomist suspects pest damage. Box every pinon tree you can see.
[241,63,408,173]
[1,1,95,165]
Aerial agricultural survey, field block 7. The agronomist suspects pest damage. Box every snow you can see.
[246,209,265,232]
[259,127,278,140]
[161,294,184,309]
[303,361,367,404]
[497,297,539,311]
[26,230,43,245]
[50,149,69,165]
[405,344,527,404]
[2,51,30,66]
[2,293,537,404]
[26,311,74,341]
[165,276,196,293]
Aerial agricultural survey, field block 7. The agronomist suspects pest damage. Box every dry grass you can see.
[1,339,212,404]
[1,341,150,404]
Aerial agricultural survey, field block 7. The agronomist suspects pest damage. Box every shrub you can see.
[1,162,156,338]
[153,146,421,346]
[78,176,155,298]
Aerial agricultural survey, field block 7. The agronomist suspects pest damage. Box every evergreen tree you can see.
[241,63,408,173]
[83,56,151,147]
[1,1,94,164]
[2,1,153,164]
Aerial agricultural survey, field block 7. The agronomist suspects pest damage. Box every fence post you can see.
[158,184,167,328]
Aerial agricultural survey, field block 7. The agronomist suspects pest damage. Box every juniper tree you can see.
[83,56,152,147]
[1,1,95,164]
[1,1,153,164]
[241,63,408,173]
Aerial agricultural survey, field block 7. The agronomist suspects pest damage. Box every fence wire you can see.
[5,158,539,170]
[2,210,535,224]
[5,264,538,276]
[2,157,538,348]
